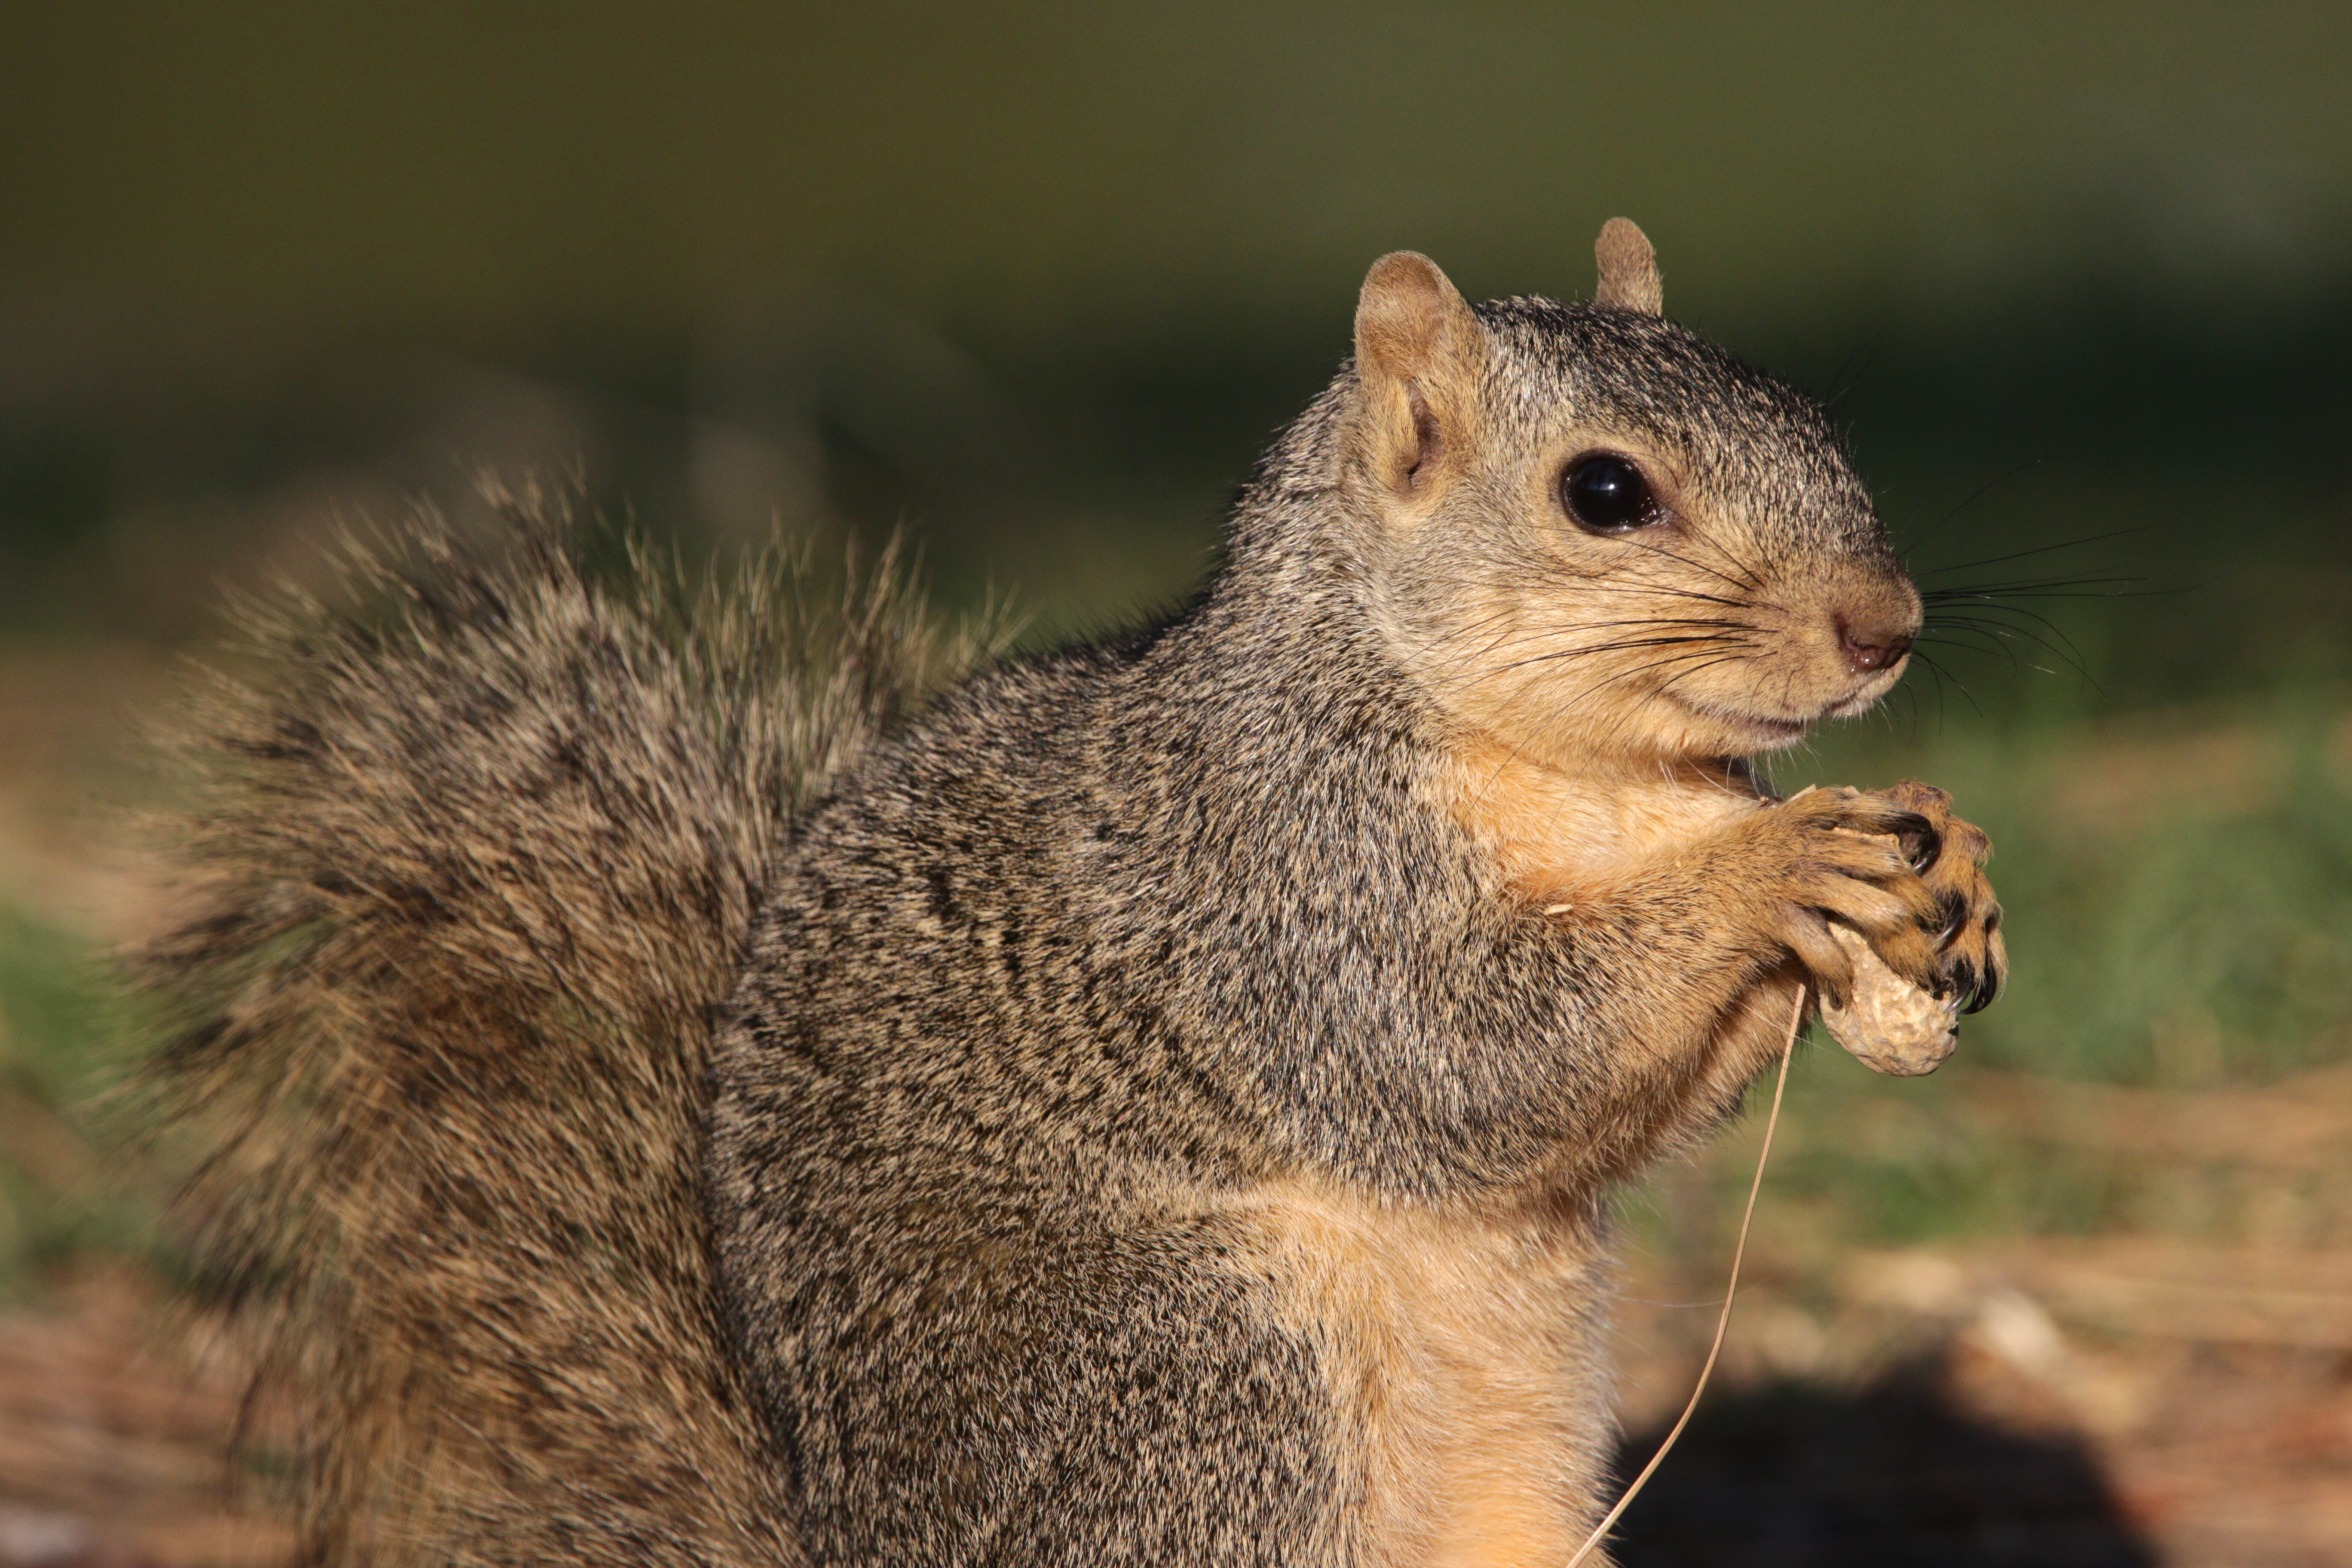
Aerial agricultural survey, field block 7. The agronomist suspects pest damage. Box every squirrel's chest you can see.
[1221,1182,1614,1568]
[1437,737,1761,906]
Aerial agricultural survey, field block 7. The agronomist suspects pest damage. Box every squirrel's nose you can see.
[1836,614,1914,675]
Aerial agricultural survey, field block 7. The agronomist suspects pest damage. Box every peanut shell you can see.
[1819,921,1958,1076]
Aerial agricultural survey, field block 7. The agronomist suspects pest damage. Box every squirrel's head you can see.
[1337,221,1917,768]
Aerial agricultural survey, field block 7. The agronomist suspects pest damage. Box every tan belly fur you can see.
[1221,1179,1616,1567]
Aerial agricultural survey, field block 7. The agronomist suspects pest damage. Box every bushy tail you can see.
[138,483,982,1566]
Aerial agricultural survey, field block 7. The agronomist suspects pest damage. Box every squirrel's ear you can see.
[1594,218,1664,315]
[1355,252,1477,388]
[1354,253,1480,495]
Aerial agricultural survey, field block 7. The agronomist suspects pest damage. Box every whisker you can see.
[1928,609,2092,675]
[1921,575,2145,600]
[1907,649,1982,719]
[1618,537,1759,595]
[1531,617,1761,635]
[1823,341,1875,410]
[1554,645,1751,708]
[1489,633,1755,679]
[1923,622,2096,692]
[1893,459,2044,557]
[1453,641,1757,809]
[1890,678,1923,742]
[1919,627,2025,672]
[1929,597,2101,672]
[1669,517,1768,593]
[1913,524,2149,580]
[1568,580,1777,613]
[1656,653,1750,693]
[1379,602,1532,661]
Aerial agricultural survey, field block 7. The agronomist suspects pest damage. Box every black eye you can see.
[1560,453,1662,533]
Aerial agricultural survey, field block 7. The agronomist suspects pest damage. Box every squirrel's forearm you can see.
[1556,843,1788,1053]
[1327,844,1796,1199]
[1529,859,1805,1184]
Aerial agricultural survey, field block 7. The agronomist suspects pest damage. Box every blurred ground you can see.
[0,644,2347,1568]
[1610,1073,2352,1567]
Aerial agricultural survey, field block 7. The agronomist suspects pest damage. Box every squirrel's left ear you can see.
[1355,252,1479,391]
[1354,252,1482,496]
[1594,218,1664,315]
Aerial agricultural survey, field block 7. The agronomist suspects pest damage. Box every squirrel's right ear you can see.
[1354,253,1480,495]
[1594,218,1664,315]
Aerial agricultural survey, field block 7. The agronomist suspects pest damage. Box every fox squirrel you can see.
[143,220,2004,1567]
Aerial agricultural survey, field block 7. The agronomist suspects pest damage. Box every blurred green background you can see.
[2,8,2352,1559]
[5,3,2350,675]
[5,0,2351,1233]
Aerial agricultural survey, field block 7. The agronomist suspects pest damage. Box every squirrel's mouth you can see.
[1707,656,1910,735]
[1667,670,1904,750]
[1654,639,1912,753]
[1824,657,1911,718]
[1665,693,1815,749]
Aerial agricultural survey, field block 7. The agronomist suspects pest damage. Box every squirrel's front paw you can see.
[1743,785,1948,1007]
[1873,780,2006,1014]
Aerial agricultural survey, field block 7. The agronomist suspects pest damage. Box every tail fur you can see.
[138,483,979,1565]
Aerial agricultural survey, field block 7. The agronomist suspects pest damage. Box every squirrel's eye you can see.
[1560,453,1662,533]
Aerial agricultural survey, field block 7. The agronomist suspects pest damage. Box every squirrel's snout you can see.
[1835,613,1915,675]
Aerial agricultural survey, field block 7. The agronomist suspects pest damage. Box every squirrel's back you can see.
[142,485,981,1565]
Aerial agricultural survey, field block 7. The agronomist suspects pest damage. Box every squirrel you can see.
[142,219,2004,1568]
